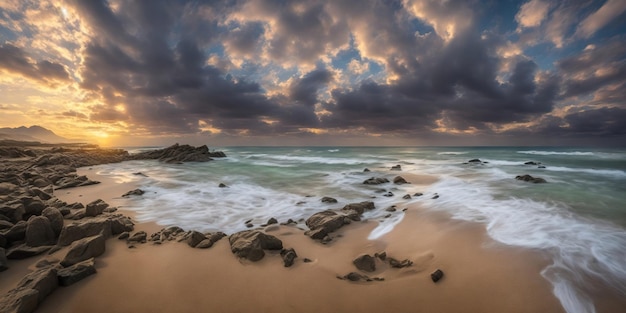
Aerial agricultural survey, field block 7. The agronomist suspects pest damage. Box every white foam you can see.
[517,150,595,156]
[423,176,626,313]
[542,166,626,178]
[437,151,468,155]
[246,154,374,165]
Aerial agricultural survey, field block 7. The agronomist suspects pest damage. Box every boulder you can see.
[320,197,338,203]
[391,165,402,170]
[60,234,105,267]
[363,168,370,172]
[58,215,132,246]
[266,217,278,225]
[363,177,389,185]
[341,201,375,215]
[218,183,228,188]
[85,199,108,217]
[127,231,147,243]
[122,189,145,197]
[0,219,14,231]
[0,247,8,271]
[468,159,482,163]
[402,194,411,199]
[25,216,56,247]
[41,208,63,237]
[57,258,97,286]
[23,197,46,217]
[6,244,52,259]
[353,254,376,272]
[3,221,27,243]
[0,288,39,313]
[0,266,58,312]
[194,232,226,249]
[280,248,298,267]
[228,230,283,261]
[0,202,25,223]
[187,231,206,248]
[515,174,547,183]
[393,176,408,184]
[304,210,351,240]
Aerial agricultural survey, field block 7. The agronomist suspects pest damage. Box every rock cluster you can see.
[127,143,226,163]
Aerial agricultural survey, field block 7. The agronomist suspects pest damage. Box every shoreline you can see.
[2,144,624,313]
[40,166,566,313]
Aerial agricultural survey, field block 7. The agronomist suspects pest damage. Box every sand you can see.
[5,168,568,313]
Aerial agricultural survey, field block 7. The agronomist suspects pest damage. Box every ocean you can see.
[95,146,626,313]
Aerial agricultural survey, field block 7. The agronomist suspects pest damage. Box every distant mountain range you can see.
[0,126,70,143]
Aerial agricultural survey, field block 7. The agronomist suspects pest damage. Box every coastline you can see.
[40,168,565,313]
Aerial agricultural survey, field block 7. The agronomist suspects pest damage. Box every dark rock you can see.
[468,159,482,163]
[0,247,8,271]
[538,165,546,169]
[58,215,132,246]
[187,231,206,248]
[413,192,423,197]
[363,168,370,172]
[3,220,27,243]
[304,210,349,240]
[393,176,408,184]
[35,258,59,268]
[266,217,278,225]
[391,165,402,171]
[0,202,25,223]
[343,272,368,282]
[363,177,389,185]
[320,197,338,203]
[228,230,283,261]
[25,216,56,247]
[127,231,147,243]
[431,269,444,282]
[402,194,411,199]
[303,258,312,263]
[353,254,376,272]
[57,258,96,286]
[245,223,253,228]
[128,144,226,163]
[515,174,547,183]
[64,209,85,220]
[218,183,228,188]
[280,248,298,267]
[341,201,375,215]
[431,194,440,199]
[0,266,58,312]
[383,192,394,197]
[524,161,540,165]
[389,257,413,268]
[6,245,52,259]
[374,251,387,261]
[121,189,145,197]
[0,219,14,231]
[85,199,108,217]
[132,172,148,177]
[60,234,105,267]
[41,207,63,237]
[0,288,39,313]
[385,206,396,212]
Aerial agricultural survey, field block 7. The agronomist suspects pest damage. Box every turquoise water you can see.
[98,146,626,313]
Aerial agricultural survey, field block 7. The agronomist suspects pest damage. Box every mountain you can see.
[0,125,69,143]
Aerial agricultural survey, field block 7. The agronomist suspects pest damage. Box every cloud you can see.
[576,0,626,38]
[0,43,70,84]
[516,0,551,29]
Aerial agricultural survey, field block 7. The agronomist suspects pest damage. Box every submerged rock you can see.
[515,174,547,183]
[393,176,408,184]
[363,177,389,185]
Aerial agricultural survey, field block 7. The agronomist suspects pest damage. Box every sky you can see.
[0,0,625,147]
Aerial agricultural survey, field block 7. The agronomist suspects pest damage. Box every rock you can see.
[228,230,283,261]
[363,177,389,185]
[388,257,413,268]
[0,220,14,231]
[304,210,351,240]
[524,161,540,165]
[187,231,206,248]
[385,206,396,212]
[413,192,423,197]
[127,231,147,243]
[383,192,394,197]
[218,183,228,188]
[341,201,375,215]
[2,220,27,243]
[402,194,411,199]
[431,269,444,282]
[57,258,96,286]
[393,176,408,184]
[374,251,387,261]
[0,182,18,195]
[85,199,108,217]
[431,194,440,199]
[0,266,58,312]
[343,272,368,282]
[320,197,338,203]
[245,223,253,228]
[266,217,278,225]
[0,202,25,223]
[538,165,546,169]
[0,247,8,271]
[23,197,46,217]
[58,215,132,246]
[468,159,482,163]
[133,172,148,177]
[363,168,370,172]
[391,165,402,170]
[60,234,105,267]
[280,248,298,267]
[41,207,63,237]
[193,232,226,249]
[25,216,56,247]
[353,254,376,272]
[515,174,547,183]
[6,245,52,259]
[35,258,59,268]
[303,258,312,263]
[128,143,226,163]
[121,189,145,197]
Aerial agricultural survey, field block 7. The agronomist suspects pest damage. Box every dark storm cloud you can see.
[289,68,334,106]
[0,43,69,83]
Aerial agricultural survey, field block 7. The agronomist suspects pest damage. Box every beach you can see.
[1,144,625,313]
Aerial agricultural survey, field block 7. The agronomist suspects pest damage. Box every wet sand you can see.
[26,169,569,313]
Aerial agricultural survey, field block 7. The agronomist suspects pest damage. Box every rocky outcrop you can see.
[0,266,58,313]
[363,177,389,185]
[228,230,283,261]
[85,199,108,217]
[60,234,105,267]
[128,143,226,163]
[515,174,547,183]
[58,215,133,246]
[24,216,56,247]
[57,258,96,286]
[304,210,352,240]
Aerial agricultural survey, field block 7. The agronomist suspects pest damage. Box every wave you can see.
[247,154,375,165]
[423,176,626,313]
[437,151,468,155]
[517,150,595,156]
[543,166,626,178]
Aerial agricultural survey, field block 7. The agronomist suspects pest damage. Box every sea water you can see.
[94,146,626,313]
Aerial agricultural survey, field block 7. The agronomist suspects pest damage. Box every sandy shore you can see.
[8,168,569,313]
